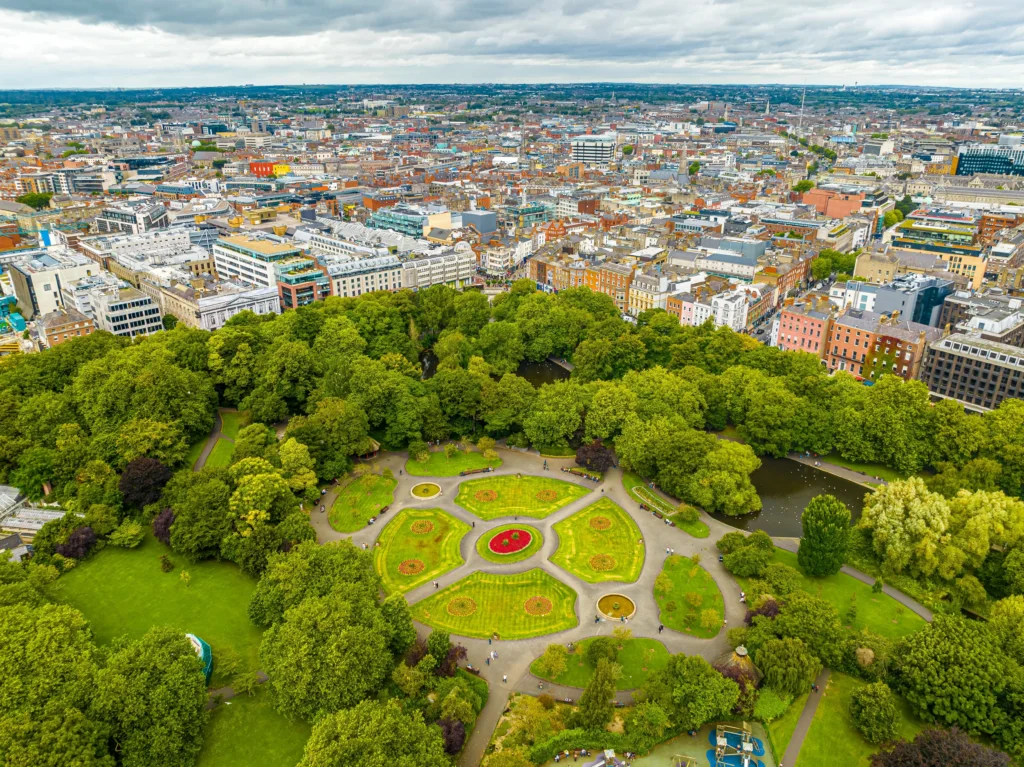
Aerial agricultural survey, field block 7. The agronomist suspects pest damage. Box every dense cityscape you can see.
[2,79,1024,767]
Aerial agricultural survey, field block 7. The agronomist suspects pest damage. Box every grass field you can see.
[455,474,591,520]
[410,569,578,640]
[739,548,926,640]
[550,498,645,583]
[185,439,206,469]
[54,534,262,684]
[796,672,924,767]
[219,410,243,440]
[374,508,470,594]
[621,470,709,538]
[819,454,905,484]
[653,554,724,638]
[199,690,310,767]
[768,691,808,759]
[476,523,543,564]
[406,448,502,477]
[530,637,670,690]
[329,473,397,532]
[206,438,235,469]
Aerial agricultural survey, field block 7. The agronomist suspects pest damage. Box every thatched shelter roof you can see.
[713,645,763,686]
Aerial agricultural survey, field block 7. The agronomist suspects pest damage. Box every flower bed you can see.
[488,527,533,555]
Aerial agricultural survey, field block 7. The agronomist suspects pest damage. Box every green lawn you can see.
[411,569,578,640]
[406,448,502,477]
[530,637,670,691]
[768,691,808,759]
[653,554,724,638]
[455,475,591,520]
[476,523,543,564]
[374,508,470,594]
[219,410,243,440]
[199,690,310,767]
[796,672,924,767]
[622,470,709,538]
[328,473,397,532]
[551,498,645,583]
[206,438,235,469]
[819,453,905,484]
[185,439,207,470]
[54,535,262,684]
[740,548,926,640]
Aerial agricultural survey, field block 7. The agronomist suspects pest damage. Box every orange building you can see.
[802,188,865,218]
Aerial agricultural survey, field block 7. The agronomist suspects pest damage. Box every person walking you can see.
[502,675,507,684]
[658,624,664,633]
[434,581,439,590]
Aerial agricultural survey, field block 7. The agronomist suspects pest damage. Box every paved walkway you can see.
[194,409,232,472]
[781,668,831,767]
[313,448,754,767]
[788,454,888,489]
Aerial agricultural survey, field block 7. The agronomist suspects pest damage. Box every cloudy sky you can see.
[1,0,1023,89]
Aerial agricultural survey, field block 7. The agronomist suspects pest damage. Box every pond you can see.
[420,354,571,388]
[516,359,571,387]
[711,456,869,538]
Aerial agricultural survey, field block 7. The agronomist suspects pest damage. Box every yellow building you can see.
[272,163,291,177]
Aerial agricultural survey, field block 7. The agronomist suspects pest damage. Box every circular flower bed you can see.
[474,489,498,502]
[524,596,553,616]
[598,593,636,619]
[589,554,616,571]
[535,488,558,502]
[487,527,533,555]
[409,520,435,535]
[590,516,612,531]
[398,559,425,575]
[446,597,477,617]
[410,482,441,499]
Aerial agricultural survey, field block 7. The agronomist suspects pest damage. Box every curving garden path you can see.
[311,449,754,767]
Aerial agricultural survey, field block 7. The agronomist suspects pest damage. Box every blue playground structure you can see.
[706,723,766,767]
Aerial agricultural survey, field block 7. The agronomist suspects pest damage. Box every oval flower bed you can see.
[488,528,533,555]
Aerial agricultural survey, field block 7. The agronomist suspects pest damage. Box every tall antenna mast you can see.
[798,87,806,135]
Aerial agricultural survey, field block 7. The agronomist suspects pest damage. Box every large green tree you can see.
[798,494,851,576]
[639,654,740,731]
[92,627,208,767]
[298,699,449,767]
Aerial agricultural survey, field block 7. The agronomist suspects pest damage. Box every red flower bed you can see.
[488,528,533,555]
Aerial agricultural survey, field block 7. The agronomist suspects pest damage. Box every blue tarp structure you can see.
[187,633,213,683]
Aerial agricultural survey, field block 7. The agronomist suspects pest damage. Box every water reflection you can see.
[711,456,869,537]
[516,359,571,387]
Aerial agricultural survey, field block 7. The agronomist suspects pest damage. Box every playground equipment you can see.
[706,722,766,767]
[671,756,698,767]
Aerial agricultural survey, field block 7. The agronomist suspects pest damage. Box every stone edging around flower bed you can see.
[409,482,442,501]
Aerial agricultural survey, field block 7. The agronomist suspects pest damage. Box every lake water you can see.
[711,455,869,538]
[516,359,571,387]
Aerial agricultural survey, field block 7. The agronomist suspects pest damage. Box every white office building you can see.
[571,134,616,167]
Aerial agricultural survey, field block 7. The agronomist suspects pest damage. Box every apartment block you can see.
[920,332,1024,411]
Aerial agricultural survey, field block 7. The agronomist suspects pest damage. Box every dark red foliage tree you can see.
[405,637,429,667]
[437,644,468,677]
[744,598,781,625]
[870,728,1009,767]
[576,439,615,473]
[118,457,172,509]
[152,508,175,546]
[54,526,96,559]
[439,718,465,755]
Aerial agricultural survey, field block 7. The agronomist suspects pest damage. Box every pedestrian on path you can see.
[658,624,664,633]
[472,521,475,528]
[503,675,507,684]
[485,657,490,666]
